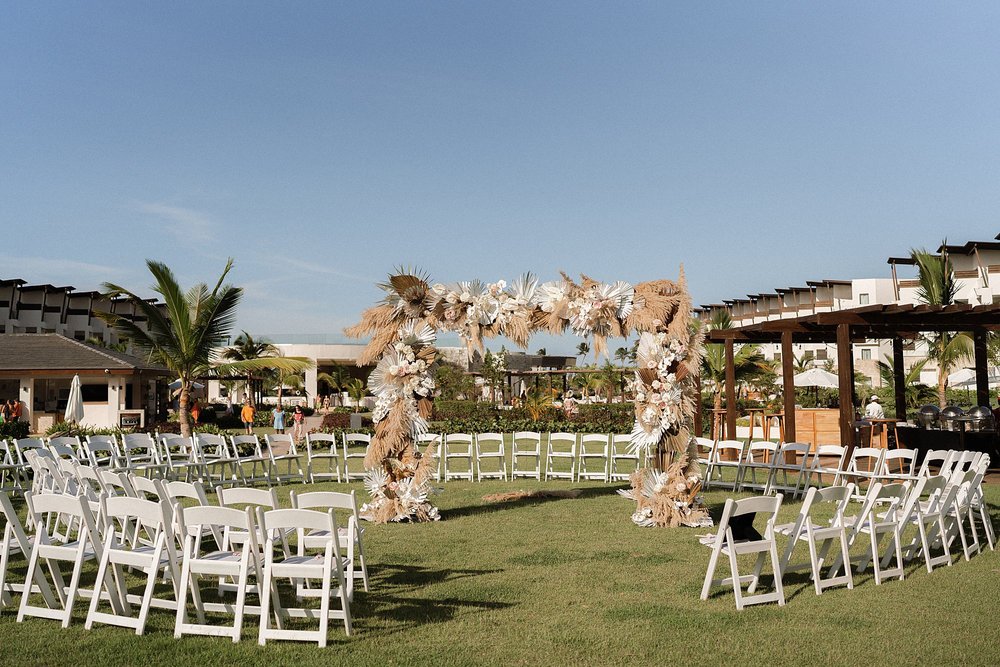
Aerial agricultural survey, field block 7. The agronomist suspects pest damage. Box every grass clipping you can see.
[482,489,582,503]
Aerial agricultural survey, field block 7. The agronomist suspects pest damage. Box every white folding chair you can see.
[0,440,27,492]
[845,447,885,498]
[474,433,507,481]
[216,486,287,559]
[18,491,115,627]
[266,433,306,484]
[127,474,165,502]
[159,434,203,482]
[946,450,980,477]
[699,494,785,610]
[545,433,577,481]
[257,508,353,645]
[415,433,442,482]
[738,441,778,493]
[767,443,812,499]
[969,456,995,551]
[879,448,918,482]
[578,434,610,482]
[694,437,716,484]
[444,433,474,481]
[291,490,368,592]
[174,504,263,643]
[85,495,181,635]
[160,480,223,547]
[775,484,855,594]
[195,434,243,487]
[897,475,958,573]
[804,444,847,489]
[231,435,272,486]
[120,433,164,477]
[305,433,342,483]
[341,433,370,482]
[0,492,59,610]
[511,432,542,480]
[705,440,745,491]
[942,468,983,561]
[47,436,83,461]
[84,435,120,469]
[609,434,639,482]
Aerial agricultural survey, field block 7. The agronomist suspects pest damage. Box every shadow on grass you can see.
[442,484,628,520]
[373,563,503,588]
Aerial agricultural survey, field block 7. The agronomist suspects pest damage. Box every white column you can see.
[305,366,318,403]
[19,377,32,424]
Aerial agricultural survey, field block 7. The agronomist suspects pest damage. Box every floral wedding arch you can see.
[345,268,709,527]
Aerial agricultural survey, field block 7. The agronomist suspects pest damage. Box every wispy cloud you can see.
[270,255,375,283]
[0,254,130,289]
[134,202,217,244]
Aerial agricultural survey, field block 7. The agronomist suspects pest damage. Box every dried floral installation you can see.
[346,267,707,526]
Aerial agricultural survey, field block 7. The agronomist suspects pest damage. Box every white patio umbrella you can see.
[64,374,85,424]
[168,379,205,391]
[791,368,840,388]
[947,367,1000,389]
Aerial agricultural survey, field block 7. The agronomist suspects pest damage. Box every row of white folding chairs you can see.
[698,439,814,498]
[701,456,994,610]
[409,432,646,483]
[0,482,368,645]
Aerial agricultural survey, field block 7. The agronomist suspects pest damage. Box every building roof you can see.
[0,334,170,374]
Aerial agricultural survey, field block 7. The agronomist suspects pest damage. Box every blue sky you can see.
[3,2,1000,353]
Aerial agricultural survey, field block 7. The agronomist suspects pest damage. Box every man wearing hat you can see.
[865,395,885,419]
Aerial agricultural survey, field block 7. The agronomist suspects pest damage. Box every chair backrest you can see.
[694,437,716,457]
[266,433,297,456]
[714,494,783,545]
[948,450,979,475]
[848,447,884,471]
[217,485,278,510]
[881,448,917,476]
[179,504,256,552]
[812,483,855,518]
[774,442,811,468]
[258,508,340,561]
[0,439,16,466]
[579,434,609,450]
[713,440,745,461]
[291,489,360,524]
[475,433,504,451]
[305,433,338,455]
[121,433,158,465]
[97,469,135,497]
[48,436,83,460]
[513,432,541,452]
[73,463,106,500]
[917,449,953,477]
[745,441,777,463]
[102,494,173,551]
[446,433,473,451]
[159,433,194,463]
[195,433,231,460]
[610,434,634,455]
[548,433,576,450]
[26,491,99,544]
[161,479,212,506]
[852,482,908,529]
[230,434,264,458]
[128,474,164,501]
[84,435,120,467]
[15,438,48,463]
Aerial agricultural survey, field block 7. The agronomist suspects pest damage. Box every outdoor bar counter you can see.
[895,425,1000,464]
[792,408,840,449]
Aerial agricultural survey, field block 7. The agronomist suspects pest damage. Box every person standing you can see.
[10,399,22,423]
[272,404,286,434]
[291,405,305,443]
[241,400,256,435]
[865,395,885,419]
[190,398,201,425]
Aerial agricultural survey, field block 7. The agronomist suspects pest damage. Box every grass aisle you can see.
[1,480,998,666]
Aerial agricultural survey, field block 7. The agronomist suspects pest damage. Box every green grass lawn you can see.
[1,477,998,666]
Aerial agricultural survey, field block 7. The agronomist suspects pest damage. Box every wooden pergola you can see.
[707,302,1000,447]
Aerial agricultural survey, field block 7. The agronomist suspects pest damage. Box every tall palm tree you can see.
[576,342,590,363]
[101,259,311,437]
[876,357,935,411]
[700,311,770,411]
[221,331,279,401]
[317,364,350,406]
[614,346,630,368]
[345,378,368,413]
[911,245,972,408]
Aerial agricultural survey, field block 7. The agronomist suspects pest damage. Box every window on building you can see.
[74,330,87,341]
[81,384,109,402]
[816,349,828,361]
[859,293,870,305]
[773,352,781,363]
[861,349,872,360]
[803,350,815,360]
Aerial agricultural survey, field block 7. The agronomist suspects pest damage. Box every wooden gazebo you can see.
[707,302,1000,447]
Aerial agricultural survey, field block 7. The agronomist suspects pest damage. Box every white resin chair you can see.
[0,440,27,492]
[699,494,785,610]
[290,489,368,593]
[120,433,163,477]
[474,433,506,481]
[305,433,342,483]
[844,447,885,498]
[578,434,610,482]
[775,484,855,595]
[159,434,202,482]
[916,449,953,478]
[879,448,918,482]
[266,433,306,484]
[84,435,120,469]
[511,432,542,480]
[705,440,745,491]
[609,434,639,482]
[836,482,908,585]
[231,435,272,486]
[766,442,811,499]
[256,508,353,645]
[160,480,222,547]
[85,495,180,635]
[694,437,716,482]
[444,433,475,481]
[942,468,983,561]
[47,436,83,461]
[173,504,263,643]
[804,445,847,489]
[545,433,577,481]
[896,475,957,573]
[341,433,370,482]
[738,441,778,493]
[195,434,243,487]
[18,492,113,627]
[0,492,59,611]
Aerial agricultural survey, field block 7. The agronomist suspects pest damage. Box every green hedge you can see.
[0,420,29,440]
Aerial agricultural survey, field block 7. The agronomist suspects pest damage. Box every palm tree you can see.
[101,259,311,437]
[614,346,630,368]
[700,311,770,411]
[222,331,279,401]
[575,342,590,363]
[876,357,935,411]
[524,385,554,421]
[345,378,367,412]
[317,364,350,406]
[536,347,547,356]
[911,245,973,408]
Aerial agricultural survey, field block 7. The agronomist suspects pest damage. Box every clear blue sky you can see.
[3,2,1000,353]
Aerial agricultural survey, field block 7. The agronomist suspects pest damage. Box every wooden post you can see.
[974,329,990,408]
[725,338,737,441]
[892,337,906,421]
[781,331,796,442]
[836,324,855,449]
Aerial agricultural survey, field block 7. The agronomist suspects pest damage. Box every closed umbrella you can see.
[64,374,85,424]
